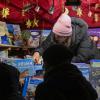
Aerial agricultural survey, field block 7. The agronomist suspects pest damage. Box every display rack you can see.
[0,44,34,58]
[0,44,33,49]
[0,44,20,48]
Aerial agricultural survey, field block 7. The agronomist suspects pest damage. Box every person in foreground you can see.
[0,63,25,100]
[33,12,98,63]
[35,44,98,100]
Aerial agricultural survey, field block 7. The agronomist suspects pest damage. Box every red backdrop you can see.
[0,0,100,29]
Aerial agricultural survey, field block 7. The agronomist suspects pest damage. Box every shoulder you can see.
[71,17,89,39]
[71,17,88,27]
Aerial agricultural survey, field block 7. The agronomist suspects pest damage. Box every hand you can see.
[19,70,29,79]
[33,52,40,64]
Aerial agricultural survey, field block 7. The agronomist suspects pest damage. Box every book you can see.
[88,28,100,49]
[7,24,23,46]
[2,58,35,76]
[40,30,51,44]
[0,21,8,36]
[23,76,43,98]
[12,58,36,76]
[73,63,90,81]
[90,59,100,67]
[89,60,100,99]
[27,30,41,48]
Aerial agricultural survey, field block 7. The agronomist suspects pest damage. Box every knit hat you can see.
[52,13,72,36]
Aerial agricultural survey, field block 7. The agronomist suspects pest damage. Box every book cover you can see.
[12,58,35,76]
[24,76,43,99]
[73,63,90,81]
[88,28,100,49]
[40,30,51,44]
[7,24,23,46]
[27,30,41,48]
[0,21,8,36]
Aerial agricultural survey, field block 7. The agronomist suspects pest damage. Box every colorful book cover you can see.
[41,30,51,44]
[90,59,100,67]
[1,35,10,45]
[0,21,10,45]
[22,64,43,98]
[7,24,14,45]
[23,76,43,99]
[88,28,100,49]
[13,24,21,35]
[73,63,90,81]
[27,30,41,48]
[7,24,23,46]
[12,58,35,76]
[0,21,8,36]
[13,25,23,46]
[3,58,35,76]
[90,62,100,99]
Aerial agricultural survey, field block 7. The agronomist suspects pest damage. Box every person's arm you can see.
[33,33,53,63]
[35,33,53,55]
[71,18,95,63]
[72,34,95,62]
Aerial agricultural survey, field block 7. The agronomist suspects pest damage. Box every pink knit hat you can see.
[52,13,72,36]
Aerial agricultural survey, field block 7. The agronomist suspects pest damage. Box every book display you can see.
[90,60,100,99]
[0,21,100,100]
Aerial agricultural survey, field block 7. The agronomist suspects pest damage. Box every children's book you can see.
[22,64,43,99]
[73,63,90,81]
[40,30,51,44]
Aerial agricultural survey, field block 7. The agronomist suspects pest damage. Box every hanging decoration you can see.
[76,7,82,17]
[26,19,32,28]
[1,8,10,18]
[62,0,65,13]
[22,1,25,16]
[35,6,40,12]
[65,8,69,15]
[72,6,78,11]
[35,0,40,12]
[88,11,92,17]
[22,9,25,16]
[48,0,54,15]
[95,3,100,10]
[88,0,92,17]
[32,18,39,28]
[94,13,99,22]
[23,3,33,12]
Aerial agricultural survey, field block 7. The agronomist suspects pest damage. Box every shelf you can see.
[0,44,33,49]
[0,44,20,48]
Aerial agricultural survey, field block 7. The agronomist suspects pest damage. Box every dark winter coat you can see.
[0,63,25,100]
[35,63,98,100]
[36,17,98,63]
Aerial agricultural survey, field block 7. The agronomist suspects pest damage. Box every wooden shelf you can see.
[0,44,33,49]
[0,44,20,48]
